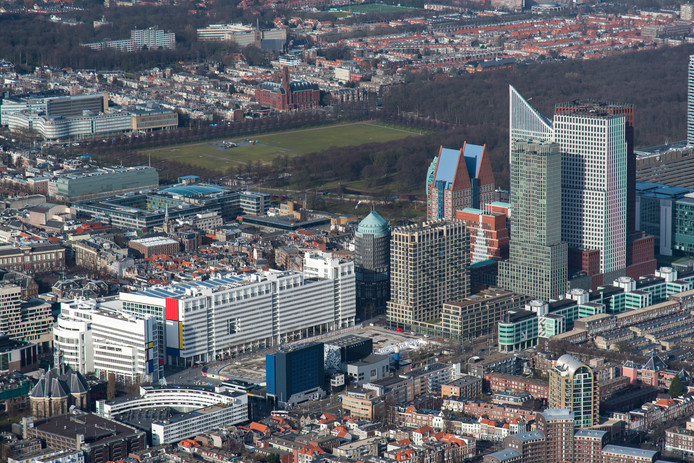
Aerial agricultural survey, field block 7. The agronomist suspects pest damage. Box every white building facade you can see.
[119,257,355,367]
[53,299,160,383]
[554,114,627,274]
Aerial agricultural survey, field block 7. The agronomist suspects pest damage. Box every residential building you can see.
[536,409,574,463]
[53,299,161,383]
[266,343,325,405]
[426,143,495,220]
[197,23,287,50]
[574,429,608,463]
[83,27,175,51]
[440,375,483,399]
[601,445,658,463]
[498,140,568,301]
[503,431,546,463]
[438,289,528,341]
[354,210,390,319]
[387,220,469,329]
[549,355,599,428]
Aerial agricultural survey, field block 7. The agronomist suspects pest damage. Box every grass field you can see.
[143,122,422,172]
[332,3,414,13]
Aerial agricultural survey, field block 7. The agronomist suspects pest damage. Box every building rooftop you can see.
[486,449,522,462]
[511,430,545,442]
[574,429,608,439]
[538,408,573,421]
[356,210,389,237]
[30,412,141,444]
[602,445,658,459]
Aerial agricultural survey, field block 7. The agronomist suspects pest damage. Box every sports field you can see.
[143,122,421,171]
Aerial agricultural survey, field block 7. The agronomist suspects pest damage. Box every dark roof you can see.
[30,368,88,399]
[31,412,142,444]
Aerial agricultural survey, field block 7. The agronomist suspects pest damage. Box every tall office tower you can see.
[266,342,325,406]
[549,354,599,428]
[386,220,469,330]
[509,85,554,162]
[554,108,628,275]
[689,55,694,146]
[426,143,496,220]
[555,99,635,236]
[536,409,575,463]
[498,141,568,301]
[355,210,390,320]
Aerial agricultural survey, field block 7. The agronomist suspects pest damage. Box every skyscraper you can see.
[554,107,628,274]
[498,140,568,301]
[509,85,633,280]
[688,55,694,146]
[426,143,496,220]
[386,220,469,330]
[549,354,599,428]
[355,210,390,319]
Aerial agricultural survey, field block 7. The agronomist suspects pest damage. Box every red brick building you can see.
[256,67,320,111]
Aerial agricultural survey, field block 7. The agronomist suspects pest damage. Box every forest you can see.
[284,44,693,196]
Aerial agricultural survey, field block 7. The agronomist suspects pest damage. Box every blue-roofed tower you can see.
[355,210,390,319]
[426,142,496,220]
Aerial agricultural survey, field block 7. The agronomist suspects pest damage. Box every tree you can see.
[107,372,116,399]
[669,375,684,398]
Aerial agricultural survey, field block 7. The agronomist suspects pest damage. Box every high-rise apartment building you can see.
[386,220,469,329]
[355,210,390,319]
[498,141,568,301]
[536,409,575,463]
[549,354,599,428]
[426,143,495,220]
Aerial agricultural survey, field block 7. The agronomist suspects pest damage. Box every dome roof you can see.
[554,354,588,376]
[356,210,390,237]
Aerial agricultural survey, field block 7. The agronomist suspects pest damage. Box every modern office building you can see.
[73,182,269,231]
[636,182,694,256]
[0,285,52,347]
[426,143,495,220]
[386,220,469,330]
[509,86,647,287]
[498,140,568,301]
[96,385,248,445]
[266,342,325,405]
[0,93,106,124]
[554,103,629,275]
[354,210,390,319]
[549,354,599,428]
[53,299,161,384]
[689,54,694,147]
[456,208,509,263]
[118,253,354,366]
[49,166,158,202]
[197,23,287,50]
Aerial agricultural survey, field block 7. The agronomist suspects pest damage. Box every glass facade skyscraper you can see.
[498,140,568,301]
